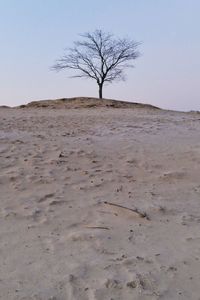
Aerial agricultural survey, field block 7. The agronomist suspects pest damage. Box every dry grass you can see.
[18,97,160,110]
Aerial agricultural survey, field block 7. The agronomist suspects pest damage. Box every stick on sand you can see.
[104,201,150,220]
[83,225,110,230]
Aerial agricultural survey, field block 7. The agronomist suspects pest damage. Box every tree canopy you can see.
[52,29,141,98]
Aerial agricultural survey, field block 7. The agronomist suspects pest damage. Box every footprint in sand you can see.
[159,171,187,182]
[66,275,91,300]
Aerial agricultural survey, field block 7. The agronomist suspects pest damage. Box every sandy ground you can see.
[1,106,200,300]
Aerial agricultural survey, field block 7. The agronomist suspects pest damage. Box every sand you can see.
[1,102,200,299]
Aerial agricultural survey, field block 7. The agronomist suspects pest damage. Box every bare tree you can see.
[52,30,141,99]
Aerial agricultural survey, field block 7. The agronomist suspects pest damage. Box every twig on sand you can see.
[104,201,150,220]
[83,225,110,230]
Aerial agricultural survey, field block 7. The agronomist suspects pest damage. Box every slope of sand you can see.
[18,97,159,110]
[1,103,200,299]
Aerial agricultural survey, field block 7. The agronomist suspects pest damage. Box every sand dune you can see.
[1,100,200,299]
[18,97,159,110]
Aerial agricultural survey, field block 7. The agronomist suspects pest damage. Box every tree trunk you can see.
[98,83,103,99]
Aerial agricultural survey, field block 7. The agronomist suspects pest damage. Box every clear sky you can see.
[0,0,200,111]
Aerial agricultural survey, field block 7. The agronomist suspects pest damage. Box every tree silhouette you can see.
[52,30,141,99]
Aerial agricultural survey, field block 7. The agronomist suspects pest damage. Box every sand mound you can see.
[18,97,160,109]
[0,105,11,109]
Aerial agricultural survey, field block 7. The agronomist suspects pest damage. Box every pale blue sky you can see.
[0,0,200,110]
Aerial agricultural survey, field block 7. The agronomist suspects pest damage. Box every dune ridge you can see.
[18,97,160,110]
